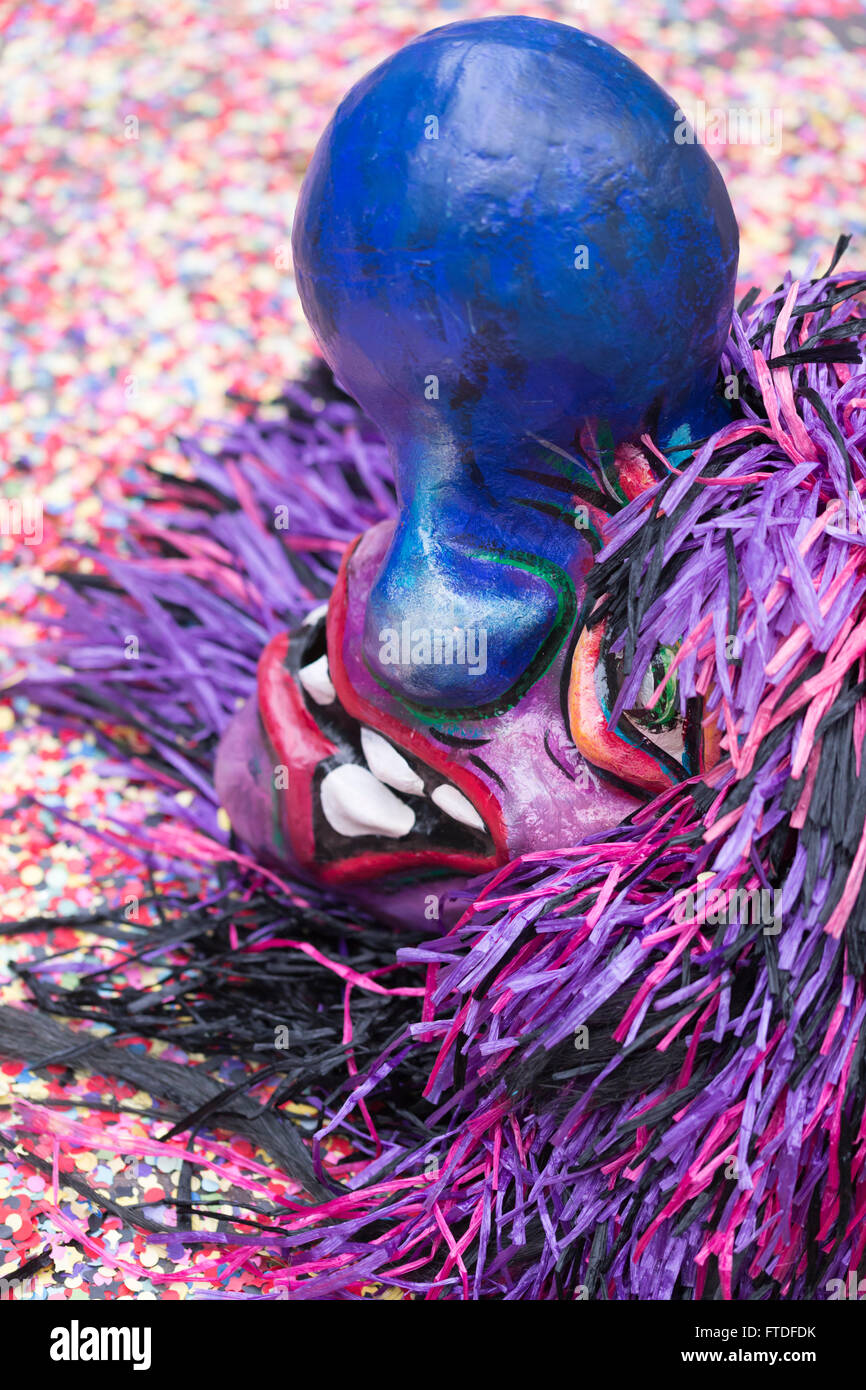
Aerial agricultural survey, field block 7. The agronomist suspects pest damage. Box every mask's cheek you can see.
[567,622,721,796]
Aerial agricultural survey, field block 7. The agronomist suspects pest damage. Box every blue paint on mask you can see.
[292,16,738,710]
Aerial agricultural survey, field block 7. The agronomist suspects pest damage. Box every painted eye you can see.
[621,646,689,763]
[568,623,718,796]
[638,647,679,726]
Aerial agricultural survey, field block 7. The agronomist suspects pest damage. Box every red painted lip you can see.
[257,538,508,885]
[258,628,336,872]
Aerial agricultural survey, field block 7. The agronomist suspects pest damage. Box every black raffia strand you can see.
[766,343,862,369]
[0,880,437,1191]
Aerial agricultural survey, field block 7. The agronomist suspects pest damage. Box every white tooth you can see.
[298,654,335,706]
[321,764,415,839]
[361,727,425,795]
[303,603,329,627]
[431,784,485,831]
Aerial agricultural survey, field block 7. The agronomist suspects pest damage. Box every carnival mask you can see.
[215,17,738,925]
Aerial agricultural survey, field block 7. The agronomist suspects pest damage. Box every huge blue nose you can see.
[292,15,738,712]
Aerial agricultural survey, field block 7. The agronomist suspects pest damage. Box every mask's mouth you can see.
[256,582,508,884]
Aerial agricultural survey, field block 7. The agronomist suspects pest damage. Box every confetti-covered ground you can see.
[2,0,866,1299]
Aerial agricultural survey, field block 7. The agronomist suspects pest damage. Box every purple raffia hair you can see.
[6,247,866,1299]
